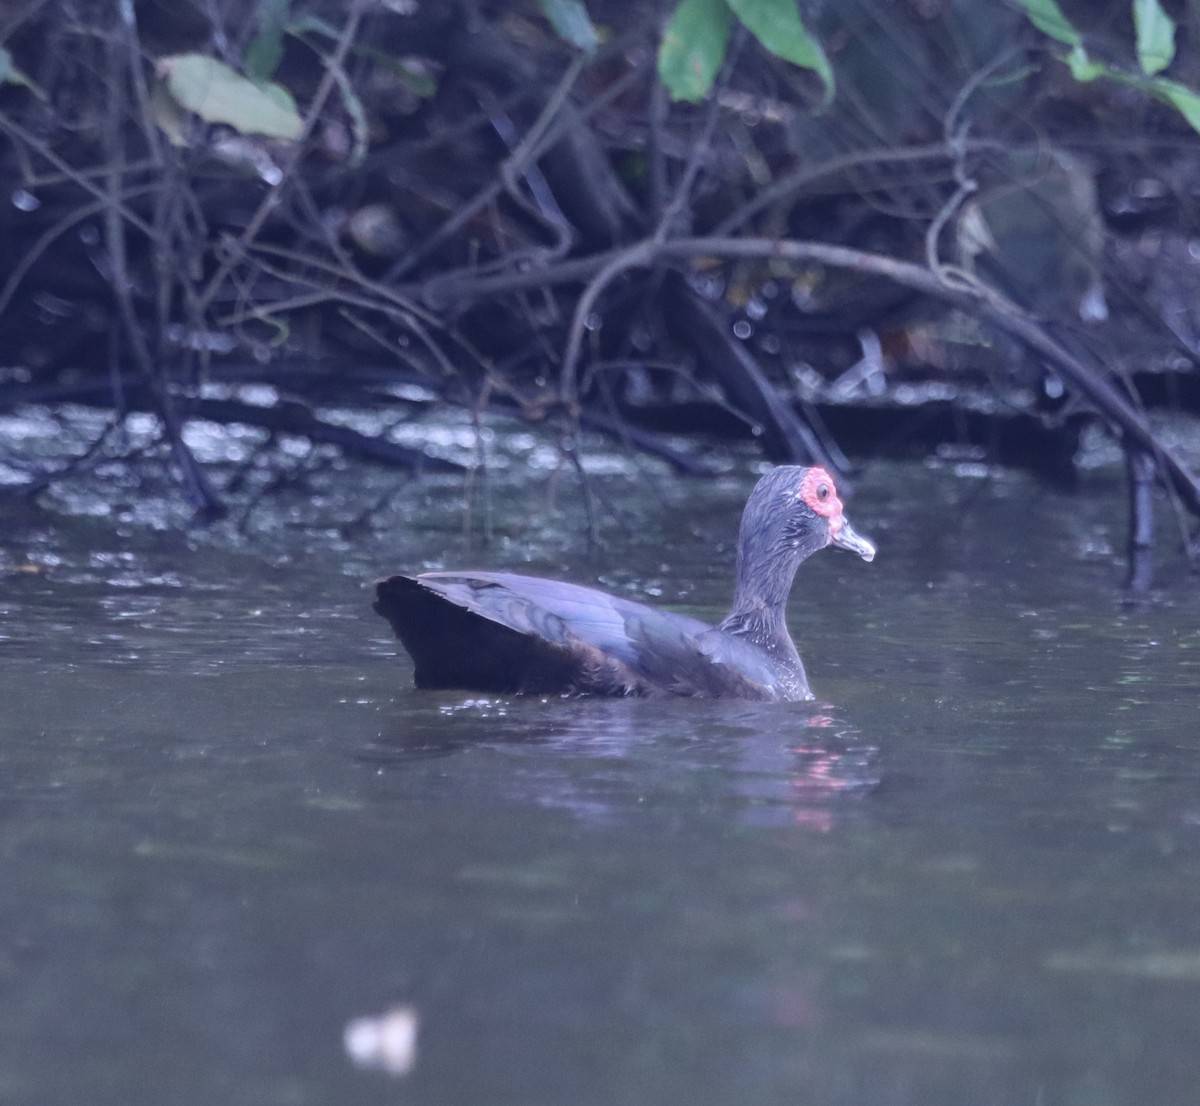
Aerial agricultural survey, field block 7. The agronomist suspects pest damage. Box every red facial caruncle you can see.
[797,466,847,538]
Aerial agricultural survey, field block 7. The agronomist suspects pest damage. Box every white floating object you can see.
[343,1005,419,1076]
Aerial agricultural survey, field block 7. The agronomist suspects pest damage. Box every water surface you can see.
[2,458,1199,1106]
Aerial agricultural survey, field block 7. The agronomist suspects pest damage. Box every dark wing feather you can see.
[374,574,644,694]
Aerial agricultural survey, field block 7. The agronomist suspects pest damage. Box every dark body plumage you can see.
[374,466,875,701]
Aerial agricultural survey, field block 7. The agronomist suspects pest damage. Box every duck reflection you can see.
[359,695,879,830]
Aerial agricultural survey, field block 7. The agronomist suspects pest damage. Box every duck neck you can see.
[719,546,803,655]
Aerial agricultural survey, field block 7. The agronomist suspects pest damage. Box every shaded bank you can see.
[1,0,1199,584]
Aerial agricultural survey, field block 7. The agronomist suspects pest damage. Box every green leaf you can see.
[1065,43,1104,82]
[245,0,291,80]
[1134,0,1175,76]
[1150,76,1200,133]
[291,14,438,97]
[536,0,599,54]
[0,45,40,94]
[1056,50,1200,137]
[1012,0,1082,47]
[727,0,833,102]
[158,54,303,140]
[658,0,730,102]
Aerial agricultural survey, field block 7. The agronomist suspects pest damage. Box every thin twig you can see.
[0,184,158,316]
[0,115,157,237]
[655,29,744,242]
[389,60,644,282]
[194,0,367,318]
[712,141,1006,238]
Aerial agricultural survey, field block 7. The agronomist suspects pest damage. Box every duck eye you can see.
[817,483,830,501]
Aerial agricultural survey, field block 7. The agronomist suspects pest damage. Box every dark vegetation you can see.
[2,0,1200,586]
